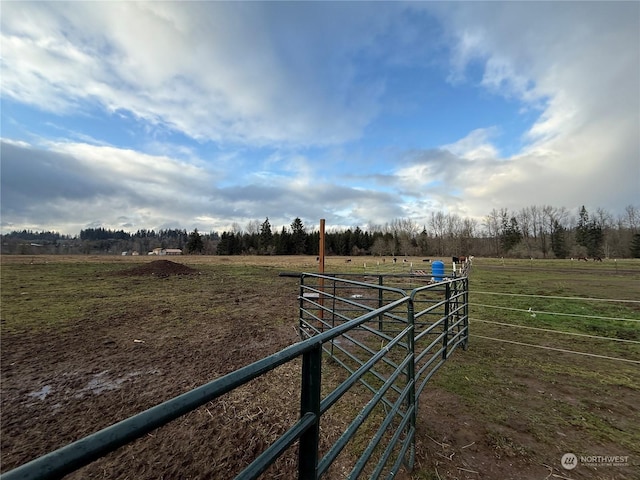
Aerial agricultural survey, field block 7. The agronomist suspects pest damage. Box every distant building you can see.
[149,248,182,256]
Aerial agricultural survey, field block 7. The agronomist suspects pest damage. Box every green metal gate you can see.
[297,273,469,478]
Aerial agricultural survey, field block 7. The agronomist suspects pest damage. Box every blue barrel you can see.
[432,260,445,281]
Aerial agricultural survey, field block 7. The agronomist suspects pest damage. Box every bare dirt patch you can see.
[1,260,304,478]
[114,259,200,277]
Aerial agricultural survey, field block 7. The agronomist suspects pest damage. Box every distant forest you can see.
[2,205,640,258]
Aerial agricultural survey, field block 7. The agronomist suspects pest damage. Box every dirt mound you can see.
[116,260,199,277]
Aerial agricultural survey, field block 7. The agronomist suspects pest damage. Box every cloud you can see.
[0,2,395,147]
[442,128,501,161]
[0,140,216,233]
[419,1,639,216]
[1,3,637,236]
[1,141,117,208]
[0,139,408,234]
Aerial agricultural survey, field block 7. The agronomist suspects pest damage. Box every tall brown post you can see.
[319,219,325,324]
[319,219,325,275]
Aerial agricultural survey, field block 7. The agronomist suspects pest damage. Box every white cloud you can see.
[422,1,639,217]
[0,2,394,147]
[442,128,500,161]
[50,142,208,191]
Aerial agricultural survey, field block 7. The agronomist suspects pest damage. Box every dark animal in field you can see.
[393,257,397,263]
[403,258,408,263]
[345,259,351,263]
[576,257,588,261]
[422,259,431,262]
[593,256,603,262]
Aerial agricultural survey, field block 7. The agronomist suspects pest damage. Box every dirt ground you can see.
[1,258,637,479]
[1,260,305,478]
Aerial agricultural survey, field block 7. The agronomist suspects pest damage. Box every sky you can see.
[1,1,639,236]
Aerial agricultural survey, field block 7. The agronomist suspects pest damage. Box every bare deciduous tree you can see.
[430,211,446,256]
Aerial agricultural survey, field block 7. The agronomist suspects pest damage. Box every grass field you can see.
[1,255,639,479]
[420,257,640,480]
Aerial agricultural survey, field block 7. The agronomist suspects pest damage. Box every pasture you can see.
[1,255,638,479]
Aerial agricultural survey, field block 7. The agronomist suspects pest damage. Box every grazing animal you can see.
[393,257,397,263]
[577,256,588,262]
[345,258,351,263]
[593,256,603,262]
[403,258,408,263]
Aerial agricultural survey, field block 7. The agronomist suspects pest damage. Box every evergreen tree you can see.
[275,226,291,254]
[290,217,306,254]
[586,222,603,257]
[551,220,568,258]
[500,216,522,252]
[216,232,231,255]
[417,227,429,255]
[259,217,273,254]
[186,229,204,254]
[307,230,320,255]
[574,205,603,256]
[344,229,353,255]
[575,206,590,248]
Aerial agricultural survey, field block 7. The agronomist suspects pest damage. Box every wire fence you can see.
[471,318,640,344]
[470,334,640,365]
[469,303,640,323]
[470,290,640,365]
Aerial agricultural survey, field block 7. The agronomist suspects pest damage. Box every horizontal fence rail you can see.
[2,273,469,480]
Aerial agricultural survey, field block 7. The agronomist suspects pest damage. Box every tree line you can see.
[2,205,639,258]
